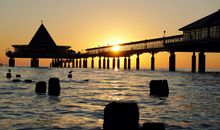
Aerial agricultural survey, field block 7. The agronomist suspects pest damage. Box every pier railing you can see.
[85,35,183,56]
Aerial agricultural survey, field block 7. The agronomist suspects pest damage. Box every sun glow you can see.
[111,45,121,52]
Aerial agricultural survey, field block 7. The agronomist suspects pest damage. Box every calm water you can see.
[0,66,220,130]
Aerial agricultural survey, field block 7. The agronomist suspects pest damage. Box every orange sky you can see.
[0,0,220,69]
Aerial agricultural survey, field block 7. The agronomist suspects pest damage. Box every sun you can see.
[111,45,121,52]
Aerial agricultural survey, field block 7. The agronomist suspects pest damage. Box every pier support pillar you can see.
[76,59,78,68]
[35,58,39,67]
[192,52,196,73]
[136,53,140,70]
[53,59,56,67]
[117,57,120,69]
[72,59,75,68]
[169,52,176,71]
[91,57,94,68]
[124,57,127,69]
[68,62,70,68]
[64,62,67,68]
[198,52,205,73]
[59,59,62,67]
[113,57,116,69]
[83,58,85,68]
[103,57,106,69]
[85,58,88,68]
[107,57,110,69]
[51,59,54,67]
[9,58,15,67]
[31,58,39,67]
[99,57,101,69]
[128,56,131,69]
[79,58,82,68]
[31,58,34,67]
[151,52,155,70]
[54,59,57,67]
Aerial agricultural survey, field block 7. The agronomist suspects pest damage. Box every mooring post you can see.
[151,52,155,70]
[169,51,176,71]
[136,53,140,70]
[124,57,127,70]
[198,51,205,73]
[107,57,110,69]
[117,57,120,69]
[128,56,131,69]
[113,57,116,69]
[192,52,196,73]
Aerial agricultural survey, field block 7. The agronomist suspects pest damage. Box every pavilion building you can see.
[6,23,73,67]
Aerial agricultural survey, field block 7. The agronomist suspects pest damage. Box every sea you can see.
[0,66,220,130]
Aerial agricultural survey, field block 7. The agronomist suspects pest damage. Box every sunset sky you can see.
[0,0,220,69]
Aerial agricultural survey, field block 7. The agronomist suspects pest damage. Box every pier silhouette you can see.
[6,10,220,73]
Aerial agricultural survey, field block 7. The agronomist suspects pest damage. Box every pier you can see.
[6,10,220,73]
[80,10,220,73]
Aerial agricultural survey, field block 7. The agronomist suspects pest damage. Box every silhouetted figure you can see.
[48,78,60,96]
[149,80,169,97]
[6,69,11,79]
[35,81,47,94]
[103,101,139,130]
